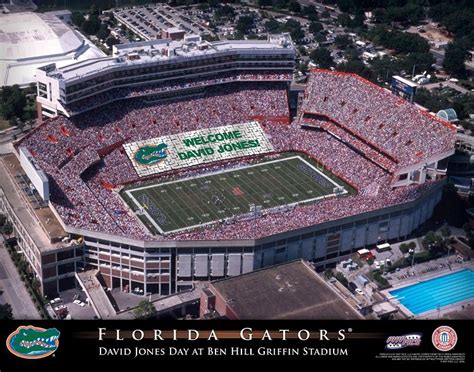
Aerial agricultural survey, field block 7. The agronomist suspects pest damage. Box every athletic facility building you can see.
[0,35,457,298]
[200,260,362,319]
[0,11,105,87]
[35,34,294,119]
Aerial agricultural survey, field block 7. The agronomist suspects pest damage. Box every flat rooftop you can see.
[41,34,294,82]
[210,260,362,319]
[0,154,66,251]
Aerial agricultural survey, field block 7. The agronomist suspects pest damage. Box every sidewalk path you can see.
[0,239,41,319]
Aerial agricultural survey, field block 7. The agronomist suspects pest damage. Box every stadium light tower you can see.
[249,204,262,239]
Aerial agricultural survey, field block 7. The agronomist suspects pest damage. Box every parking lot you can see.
[113,5,211,41]
[47,288,96,319]
[333,239,424,300]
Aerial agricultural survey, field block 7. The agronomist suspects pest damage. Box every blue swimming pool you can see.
[389,269,474,315]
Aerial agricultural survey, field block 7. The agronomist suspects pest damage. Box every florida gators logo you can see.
[134,143,168,166]
[6,326,60,359]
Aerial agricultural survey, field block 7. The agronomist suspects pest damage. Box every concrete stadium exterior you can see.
[0,154,443,297]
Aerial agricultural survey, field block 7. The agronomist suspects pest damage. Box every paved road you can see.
[0,239,41,319]
[431,48,474,74]
[423,80,471,94]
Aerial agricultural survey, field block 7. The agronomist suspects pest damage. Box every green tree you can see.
[414,88,451,113]
[401,52,435,75]
[315,32,326,43]
[375,4,424,26]
[433,183,468,227]
[310,47,334,68]
[274,0,289,10]
[306,5,318,21]
[265,19,280,33]
[282,19,304,42]
[105,36,119,48]
[71,12,85,27]
[82,16,101,36]
[337,0,352,13]
[96,23,110,41]
[334,271,348,288]
[440,226,451,238]
[368,26,430,54]
[214,5,235,20]
[298,46,307,56]
[0,303,13,320]
[422,231,438,250]
[324,268,333,279]
[289,1,301,13]
[309,21,323,35]
[89,4,100,17]
[399,243,409,254]
[133,300,156,319]
[443,43,467,78]
[1,85,27,121]
[335,34,352,50]
[338,59,372,79]
[236,15,254,35]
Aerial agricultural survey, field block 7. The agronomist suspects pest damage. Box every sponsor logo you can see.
[385,333,422,350]
[134,143,168,166]
[6,326,60,359]
[432,326,457,352]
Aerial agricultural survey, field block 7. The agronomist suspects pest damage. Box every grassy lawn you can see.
[0,119,12,131]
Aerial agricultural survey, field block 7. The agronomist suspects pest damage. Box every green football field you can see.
[123,156,346,234]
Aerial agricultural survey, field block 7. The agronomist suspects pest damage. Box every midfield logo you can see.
[134,143,168,166]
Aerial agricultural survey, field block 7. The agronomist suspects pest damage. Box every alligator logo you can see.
[6,326,60,359]
[134,143,168,166]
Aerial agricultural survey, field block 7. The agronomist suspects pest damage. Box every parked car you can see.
[73,300,86,307]
[355,288,364,295]
[50,297,62,305]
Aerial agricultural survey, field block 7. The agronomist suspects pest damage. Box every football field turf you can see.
[124,156,346,234]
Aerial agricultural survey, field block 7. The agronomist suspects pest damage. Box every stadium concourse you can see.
[17,71,456,243]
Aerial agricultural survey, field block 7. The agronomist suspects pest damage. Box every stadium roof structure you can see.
[0,11,105,87]
[40,34,294,83]
[208,260,362,319]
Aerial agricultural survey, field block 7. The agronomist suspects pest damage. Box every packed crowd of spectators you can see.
[174,180,435,240]
[302,70,456,167]
[18,72,451,241]
[20,82,289,239]
[300,116,397,172]
[60,147,101,176]
[66,71,292,114]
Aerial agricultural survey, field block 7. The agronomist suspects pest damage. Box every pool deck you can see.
[381,259,474,319]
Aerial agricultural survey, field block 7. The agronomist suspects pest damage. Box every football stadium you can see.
[0,35,457,298]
